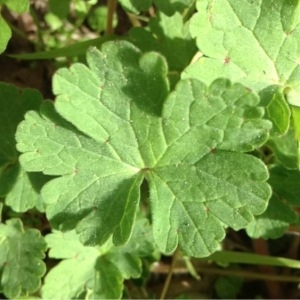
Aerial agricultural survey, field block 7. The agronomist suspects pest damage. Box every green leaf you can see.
[119,0,152,13]
[118,0,195,14]
[292,106,300,141]
[42,218,154,299]
[42,230,101,299]
[48,0,70,19]
[92,257,124,299]
[0,14,11,54]
[0,163,50,212]
[267,127,299,169]
[209,250,300,269]
[259,86,291,136]
[88,6,117,33]
[0,218,46,298]
[0,83,48,212]
[246,166,300,239]
[185,0,300,95]
[107,218,155,279]
[16,41,272,257]
[269,166,300,206]
[0,0,29,13]
[153,0,196,15]
[129,12,197,79]
[0,83,42,170]
[246,195,297,239]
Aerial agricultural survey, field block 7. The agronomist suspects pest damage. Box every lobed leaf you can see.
[267,127,299,169]
[186,0,300,94]
[129,12,197,86]
[0,219,46,298]
[247,166,300,239]
[184,0,300,136]
[16,41,272,257]
[42,219,154,299]
[0,83,49,212]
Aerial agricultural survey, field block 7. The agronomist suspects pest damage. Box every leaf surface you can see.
[0,15,11,54]
[0,0,29,12]
[246,166,300,239]
[267,127,299,169]
[119,0,152,13]
[183,0,300,140]
[42,219,154,299]
[153,0,196,15]
[185,0,300,96]
[16,41,272,257]
[129,12,197,82]
[0,219,46,298]
[118,0,195,15]
[0,83,48,212]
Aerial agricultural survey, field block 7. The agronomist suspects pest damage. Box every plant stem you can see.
[195,266,300,282]
[159,248,180,299]
[106,0,117,35]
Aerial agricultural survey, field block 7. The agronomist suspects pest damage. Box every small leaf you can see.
[246,195,297,239]
[48,0,71,19]
[92,257,124,299]
[153,0,196,15]
[0,0,29,13]
[42,230,100,299]
[2,164,50,212]
[247,166,300,239]
[269,166,300,206]
[119,0,152,13]
[42,218,154,299]
[0,83,47,212]
[0,14,11,54]
[267,127,299,169]
[129,12,197,79]
[259,86,291,136]
[0,218,46,298]
[16,41,272,257]
[88,6,117,33]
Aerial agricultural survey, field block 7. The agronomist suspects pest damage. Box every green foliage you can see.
[16,41,272,257]
[119,0,195,15]
[129,12,197,86]
[0,83,51,212]
[0,14,11,54]
[184,0,300,139]
[0,0,30,53]
[88,6,117,33]
[119,0,152,14]
[0,218,46,298]
[1,0,300,298]
[42,218,154,299]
